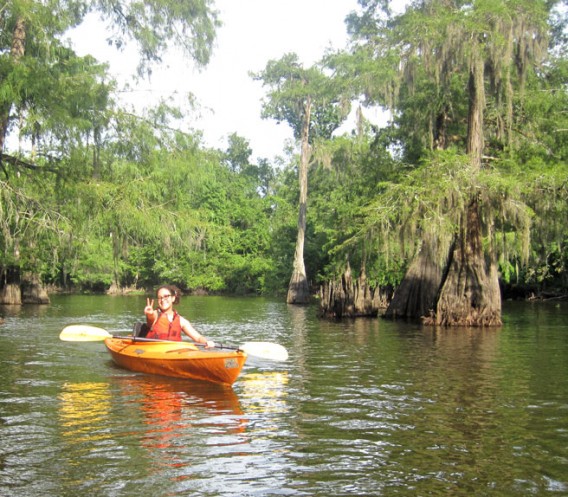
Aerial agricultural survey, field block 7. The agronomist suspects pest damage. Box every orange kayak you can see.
[104,337,247,386]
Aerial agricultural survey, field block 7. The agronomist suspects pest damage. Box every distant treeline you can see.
[1,0,566,313]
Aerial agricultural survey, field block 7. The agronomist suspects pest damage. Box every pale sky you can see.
[70,0,387,160]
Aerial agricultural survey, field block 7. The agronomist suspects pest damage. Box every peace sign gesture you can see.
[144,298,155,318]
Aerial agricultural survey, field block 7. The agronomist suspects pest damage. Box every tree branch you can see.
[0,153,59,174]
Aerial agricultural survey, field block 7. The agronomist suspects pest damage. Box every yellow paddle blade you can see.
[59,325,112,341]
[239,342,289,362]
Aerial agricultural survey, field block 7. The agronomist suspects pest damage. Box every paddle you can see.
[59,325,289,362]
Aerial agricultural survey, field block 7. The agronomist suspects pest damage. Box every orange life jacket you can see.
[147,310,182,341]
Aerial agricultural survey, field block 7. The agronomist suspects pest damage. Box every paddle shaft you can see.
[116,335,241,351]
[59,325,287,360]
[111,336,287,360]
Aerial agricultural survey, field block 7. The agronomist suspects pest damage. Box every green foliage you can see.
[0,177,68,273]
[253,52,350,141]
[223,133,252,173]
[317,0,567,296]
[96,0,220,74]
[1,0,566,300]
[69,237,115,290]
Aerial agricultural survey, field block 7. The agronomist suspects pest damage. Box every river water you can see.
[0,295,567,496]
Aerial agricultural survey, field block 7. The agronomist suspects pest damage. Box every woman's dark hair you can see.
[157,285,182,305]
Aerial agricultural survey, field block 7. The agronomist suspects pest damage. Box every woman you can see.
[144,285,215,347]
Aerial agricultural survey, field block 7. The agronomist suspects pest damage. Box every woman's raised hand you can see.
[144,298,155,316]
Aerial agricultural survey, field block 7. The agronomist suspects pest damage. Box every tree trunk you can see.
[385,43,502,327]
[287,97,311,305]
[428,50,500,326]
[0,266,22,305]
[107,282,122,295]
[0,284,21,305]
[21,272,50,304]
[319,262,390,318]
[0,16,26,154]
[0,19,27,303]
[426,199,502,326]
[385,235,444,320]
[467,47,485,170]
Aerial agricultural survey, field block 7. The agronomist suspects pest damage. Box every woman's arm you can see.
[180,316,215,347]
[144,298,158,326]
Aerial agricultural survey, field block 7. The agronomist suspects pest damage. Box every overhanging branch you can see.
[0,153,59,176]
